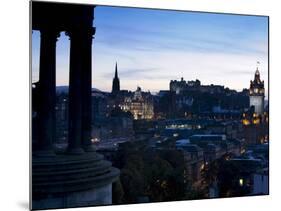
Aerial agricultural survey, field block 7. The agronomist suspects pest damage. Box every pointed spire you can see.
[112,62,120,93]
[254,61,261,84]
[115,62,118,78]
[255,61,260,75]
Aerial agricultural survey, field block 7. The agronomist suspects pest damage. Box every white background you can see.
[0,0,279,210]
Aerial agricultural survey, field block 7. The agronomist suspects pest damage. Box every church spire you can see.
[254,61,261,84]
[112,62,120,93]
[255,61,260,76]
[115,62,118,78]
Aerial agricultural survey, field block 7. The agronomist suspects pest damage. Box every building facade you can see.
[121,87,154,120]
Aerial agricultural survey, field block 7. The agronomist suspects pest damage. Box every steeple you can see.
[112,62,120,93]
[255,67,260,76]
[250,62,264,95]
[114,62,118,78]
[253,62,262,84]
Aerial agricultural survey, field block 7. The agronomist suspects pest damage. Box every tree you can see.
[113,141,187,203]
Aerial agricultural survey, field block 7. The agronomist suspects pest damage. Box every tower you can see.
[249,64,265,115]
[112,62,120,93]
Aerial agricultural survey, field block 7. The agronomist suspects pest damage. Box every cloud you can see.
[101,67,158,79]
[94,9,268,57]
[94,24,267,60]
[100,49,267,91]
[32,6,268,97]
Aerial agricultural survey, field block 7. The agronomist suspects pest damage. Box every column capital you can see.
[40,28,60,42]
[65,26,95,41]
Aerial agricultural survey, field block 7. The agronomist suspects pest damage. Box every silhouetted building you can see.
[91,90,108,123]
[154,90,176,119]
[176,143,204,186]
[167,78,248,118]
[109,107,134,137]
[170,78,224,94]
[170,77,189,94]
[112,62,120,93]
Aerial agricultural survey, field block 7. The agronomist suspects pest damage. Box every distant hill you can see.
[56,86,68,93]
[56,86,101,93]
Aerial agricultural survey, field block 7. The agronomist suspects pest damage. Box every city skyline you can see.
[31,3,269,209]
[32,6,268,96]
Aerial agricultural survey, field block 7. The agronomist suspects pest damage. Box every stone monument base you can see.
[32,151,119,210]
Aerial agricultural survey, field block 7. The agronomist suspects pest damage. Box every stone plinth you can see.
[32,152,119,209]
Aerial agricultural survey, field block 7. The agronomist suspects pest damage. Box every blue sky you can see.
[32,6,268,96]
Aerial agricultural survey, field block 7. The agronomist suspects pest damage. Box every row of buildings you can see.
[52,61,269,201]
[54,62,268,146]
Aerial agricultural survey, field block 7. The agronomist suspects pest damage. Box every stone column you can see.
[36,28,59,156]
[67,28,86,154]
[81,27,96,152]
[67,26,96,154]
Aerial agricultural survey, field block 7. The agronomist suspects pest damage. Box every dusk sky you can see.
[32,6,268,97]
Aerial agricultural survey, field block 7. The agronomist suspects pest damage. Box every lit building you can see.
[109,64,154,120]
[241,65,268,145]
[249,66,265,115]
[241,107,269,145]
[122,87,154,120]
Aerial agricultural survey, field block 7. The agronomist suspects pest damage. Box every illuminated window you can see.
[253,119,260,124]
[242,119,250,125]
[239,178,244,186]
[173,133,179,137]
